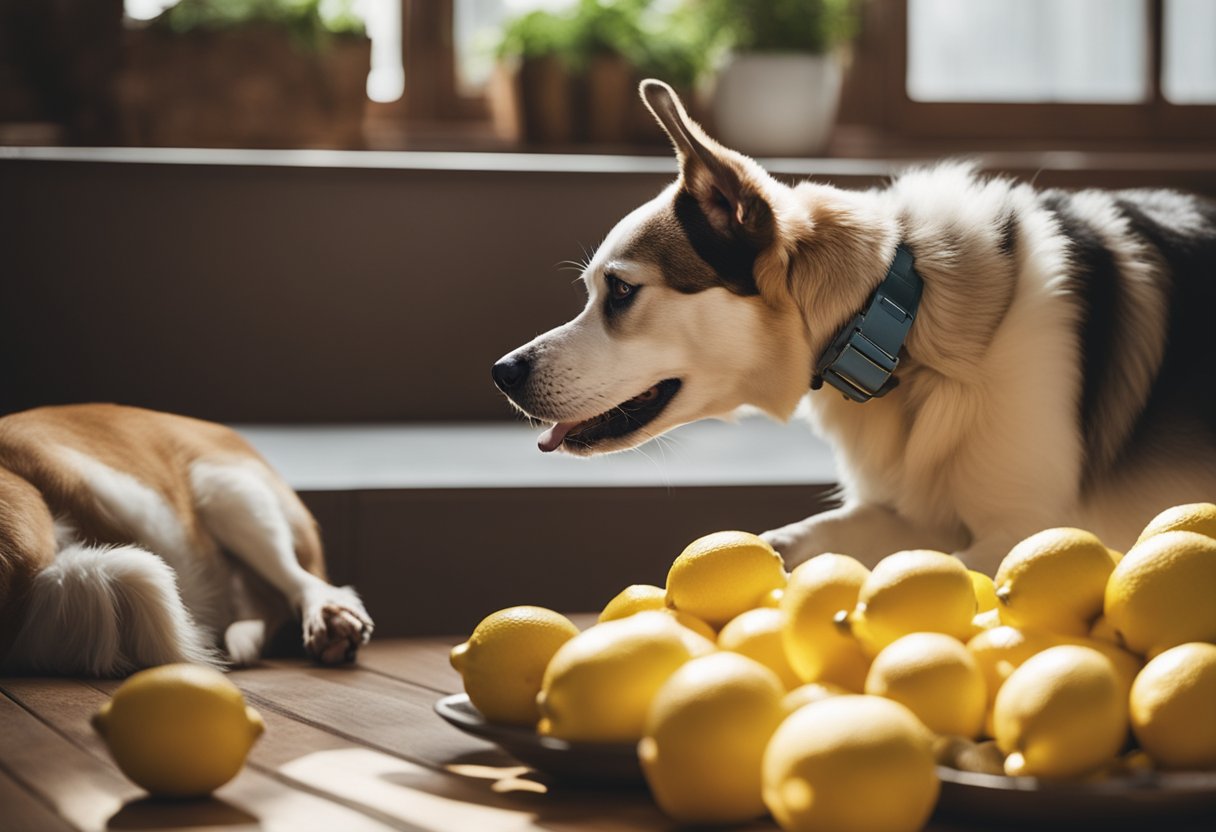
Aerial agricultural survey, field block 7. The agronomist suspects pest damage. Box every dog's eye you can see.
[606,274,635,302]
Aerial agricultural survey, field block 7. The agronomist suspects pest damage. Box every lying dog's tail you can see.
[1,544,220,676]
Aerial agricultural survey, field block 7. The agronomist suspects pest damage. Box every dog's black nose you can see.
[492,356,530,392]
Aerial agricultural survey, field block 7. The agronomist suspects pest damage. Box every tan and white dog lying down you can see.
[0,404,372,676]
[493,80,1216,575]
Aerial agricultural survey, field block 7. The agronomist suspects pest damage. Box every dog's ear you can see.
[639,79,772,247]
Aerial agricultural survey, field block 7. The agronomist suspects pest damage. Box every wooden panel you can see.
[359,637,464,693]
[351,485,833,636]
[0,765,76,832]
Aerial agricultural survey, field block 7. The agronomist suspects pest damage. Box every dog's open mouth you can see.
[538,379,682,452]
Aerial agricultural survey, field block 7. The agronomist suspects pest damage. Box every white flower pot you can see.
[712,52,843,157]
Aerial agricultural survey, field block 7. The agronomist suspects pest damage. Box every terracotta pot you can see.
[116,26,370,149]
[584,54,632,145]
[519,54,574,145]
[712,52,843,156]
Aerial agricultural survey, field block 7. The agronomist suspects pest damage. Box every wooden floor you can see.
[0,636,1208,832]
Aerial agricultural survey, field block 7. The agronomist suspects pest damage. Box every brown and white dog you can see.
[493,80,1216,574]
[0,404,372,676]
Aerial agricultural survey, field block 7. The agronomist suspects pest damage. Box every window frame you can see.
[863,0,1216,143]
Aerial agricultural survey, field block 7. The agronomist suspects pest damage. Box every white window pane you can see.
[908,0,1149,103]
[1163,0,1216,103]
[455,0,577,93]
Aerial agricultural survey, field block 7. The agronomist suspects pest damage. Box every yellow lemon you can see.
[665,531,787,628]
[1089,614,1120,644]
[994,528,1115,637]
[969,570,998,613]
[780,554,872,691]
[763,695,939,832]
[639,652,786,824]
[1104,530,1216,658]
[92,664,264,797]
[966,625,1060,735]
[1060,635,1143,696]
[449,606,579,726]
[865,632,988,739]
[663,608,718,641]
[1136,502,1216,545]
[536,611,714,742]
[760,587,784,608]
[1129,642,1216,770]
[971,608,1002,635]
[781,681,852,715]
[993,645,1127,778]
[718,607,801,690]
[599,584,667,622]
[848,550,976,655]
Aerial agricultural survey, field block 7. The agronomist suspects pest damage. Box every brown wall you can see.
[6,150,1209,422]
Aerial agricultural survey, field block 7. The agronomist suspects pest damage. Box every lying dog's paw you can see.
[301,586,374,665]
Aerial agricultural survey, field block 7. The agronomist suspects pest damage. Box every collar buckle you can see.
[813,244,922,403]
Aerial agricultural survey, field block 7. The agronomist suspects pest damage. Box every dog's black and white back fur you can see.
[494,81,1216,573]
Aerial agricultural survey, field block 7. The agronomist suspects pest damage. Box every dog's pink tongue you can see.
[538,421,577,453]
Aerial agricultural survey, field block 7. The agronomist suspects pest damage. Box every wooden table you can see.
[0,637,1209,831]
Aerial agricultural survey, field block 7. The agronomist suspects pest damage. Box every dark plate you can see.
[935,764,1216,826]
[437,694,1216,822]
[434,693,644,786]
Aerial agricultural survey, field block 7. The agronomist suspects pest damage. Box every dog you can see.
[0,403,373,676]
[492,80,1216,575]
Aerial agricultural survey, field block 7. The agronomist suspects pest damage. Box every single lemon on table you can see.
[450,606,579,726]
[639,652,786,824]
[763,695,939,832]
[718,607,801,689]
[993,645,1127,778]
[847,549,976,656]
[780,554,872,691]
[598,584,666,622]
[994,527,1115,637]
[1136,502,1216,545]
[781,681,851,714]
[665,531,786,629]
[537,611,714,742]
[1130,642,1216,770]
[969,570,999,613]
[92,663,264,798]
[865,632,988,739]
[1104,530,1216,657]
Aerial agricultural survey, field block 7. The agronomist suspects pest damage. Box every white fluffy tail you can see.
[1,544,221,677]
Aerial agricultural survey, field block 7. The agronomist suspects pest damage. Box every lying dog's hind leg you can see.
[763,502,969,569]
[190,461,373,664]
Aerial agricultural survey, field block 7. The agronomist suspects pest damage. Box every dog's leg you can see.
[763,502,969,568]
[190,461,372,664]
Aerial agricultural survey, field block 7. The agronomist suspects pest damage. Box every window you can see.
[907,0,1148,104]
[841,0,1216,146]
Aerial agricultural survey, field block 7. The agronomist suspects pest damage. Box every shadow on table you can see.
[108,796,259,829]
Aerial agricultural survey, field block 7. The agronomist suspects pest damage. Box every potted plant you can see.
[116,0,370,149]
[701,0,859,156]
[491,0,707,147]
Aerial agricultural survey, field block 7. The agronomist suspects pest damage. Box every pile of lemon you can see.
[451,504,1216,832]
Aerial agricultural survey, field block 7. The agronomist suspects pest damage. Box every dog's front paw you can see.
[302,586,374,665]
[761,520,823,568]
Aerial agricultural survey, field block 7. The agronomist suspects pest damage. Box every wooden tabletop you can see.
[0,636,1210,832]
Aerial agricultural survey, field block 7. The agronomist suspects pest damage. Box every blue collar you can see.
[812,244,922,402]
